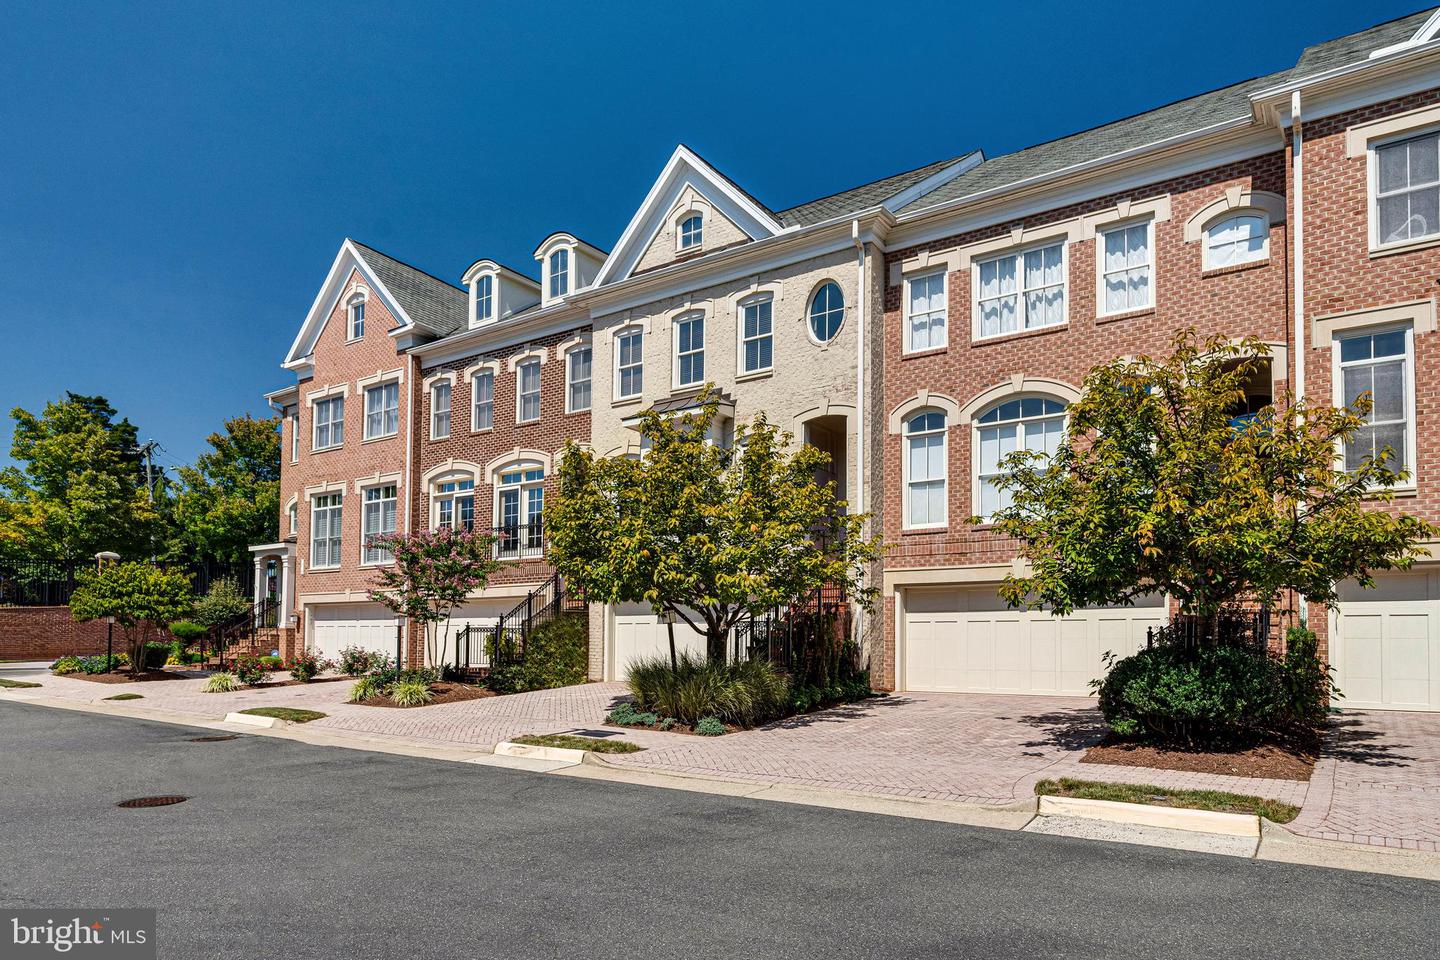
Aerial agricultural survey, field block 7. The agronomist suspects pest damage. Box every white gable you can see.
[282,239,414,370]
[1370,8,1440,59]
[594,145,786,287]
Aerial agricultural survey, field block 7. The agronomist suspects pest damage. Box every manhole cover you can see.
[116,796,188,809]
[189,735,238,742]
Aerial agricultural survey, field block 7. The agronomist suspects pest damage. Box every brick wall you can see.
[0,608,112,661]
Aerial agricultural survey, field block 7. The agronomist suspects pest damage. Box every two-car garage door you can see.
[902,587,1165,696]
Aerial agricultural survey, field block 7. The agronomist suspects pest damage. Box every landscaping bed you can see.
[353,681,494,708]
[0,678,42,689]
[67,669,190,684]
[1081,734,1315,782]
[237,707,327,723]
[244,674,351,689]
[512,733,643,754]
[1036,776,1301,823]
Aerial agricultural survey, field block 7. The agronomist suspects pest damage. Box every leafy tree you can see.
[984,331,1434,633]
[0,393,159,564]
[167,415,280,571]
[192,577,253,628]
[546,393,882,664]
[70,562,194,674]
[366,528,506,668]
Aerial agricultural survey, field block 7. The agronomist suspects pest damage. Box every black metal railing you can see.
[731,584,851,676]
[1146,609,1272,654]
[492,522,545,561]
[0,560,78,607]
[452,570,585,674]
[203,596,279,668]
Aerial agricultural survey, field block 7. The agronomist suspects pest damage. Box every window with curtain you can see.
[905,271,947,352]
[617,328,644,398]
[976,397,1066,520]
[977,242,1065,338]
[362,485,397,564]
[1376,131,1440,245]
[364,382,399,439]
[1100,222,1153,314]
[431,381,451,439]
[1339,328,1411,475]
[310,493,342,568]
[904,411,947,528]
[472,370,494,430]
[1205,214,1268,268]
[567,346,592,412]
[675,313,705,387]
[741,296,773,373]
[497,463,545,556]
[517,359,541,422]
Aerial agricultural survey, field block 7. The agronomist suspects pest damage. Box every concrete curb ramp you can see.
[1037,795,1260,837]
[493,740,586,765]
[224,711,291,729]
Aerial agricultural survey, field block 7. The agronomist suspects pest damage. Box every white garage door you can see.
[610,603,707,680]
[310,604,398,662]
[1333,572,1440,712]
[437,600,513,669]
[903,587,1165,695]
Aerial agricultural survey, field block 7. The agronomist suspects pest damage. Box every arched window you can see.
[549,248,570,298]
[904,411,947,529]
[808,281,844,343]
[679,214,703,249]
[474,274,494,323]
[348,297,366,339]
[496,461,545,558]
[976,397,1066,520]
[1205,214,1268,269]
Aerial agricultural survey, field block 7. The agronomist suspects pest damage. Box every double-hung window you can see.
[472,370,494,430]
[474,274,493,323]
[313,396,343,450]
[567,346,592,412]
[431,381,451,439]
[675,312,704,387]
[1338,328,1413,477]
[517,359,541,423]
[364,382,399,439]
[976,398,1066,520]
[617,328,644,398]
[1375,131,1440,246]
[497,463,545,557]
[549,249,569,298]
[361,485,397,564]
[905,271,947,352]
[310,493,342,568]
[740,296,773,374]
[1099,221,1153,314]
[904,411,947,529]
[289,412,299,463]
[976,242,1065,339]
[434,478,475,531]
[348,299,365,339]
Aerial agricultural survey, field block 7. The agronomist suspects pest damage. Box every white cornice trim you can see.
[284,239,417,369]
[352,471,402,494]
[485,449,554,481]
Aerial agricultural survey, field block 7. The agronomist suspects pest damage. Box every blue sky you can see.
[0,0,1424,473]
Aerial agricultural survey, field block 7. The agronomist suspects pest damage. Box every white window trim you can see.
[285,494,298,535]
[515,357,543,424]
[969,396,1069,522]
[672,309,706,390]
[970,240,1069,343]
[346,293,367,342]
[466,362,499,432]
[1328,322,1418,491]
[1094,217,1156,318]
[805,280,846,346]
[613,324,646,401]
[1365,122,1440,255]
[901,411,948,531]
[736,293,776,377]
[549,248,570,299]
[311,394,345,452]
[471,272,495,326]
[1200,212,1271,271]
[288,411,299,464]
[677,212,704,251]
[430,378,453,440]
[903,269,948,355]
[358,480,399,567]
[563,340,593,414]
[308,490,344,570]
[361,377,402,442]
[427,471,478,532]
[492,458,547,559]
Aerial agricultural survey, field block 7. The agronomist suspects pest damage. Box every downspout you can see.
[404,352,416,536]
[1291,90,1308,632]
[851,219,867,658]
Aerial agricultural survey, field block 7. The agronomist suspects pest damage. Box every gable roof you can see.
[1293,7,1436,75]
[347,240,468,338]
[778,154,979,226]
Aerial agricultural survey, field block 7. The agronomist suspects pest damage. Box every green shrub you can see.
[259,655,284,671]
[143,642,170,669]
[628,653,790,728]
[169,621,208,644]
[288,650,330,683]
[790,671,873,714]
[50,656,84,675]
[80,654,119,675]
[338,645,373,677]
[193,578,250,628]
[388,678,433,707]
[349,675,383,703]
[486,614,588,694]
[233,656,267,686]
[1279,627,1340,729]
[605,701,659,727]
[203,672,239,693]
[694,716,726,736]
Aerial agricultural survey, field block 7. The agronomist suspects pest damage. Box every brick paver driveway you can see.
[11,669,1439,850]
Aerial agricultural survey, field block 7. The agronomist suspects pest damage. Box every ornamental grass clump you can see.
[203,672,239,693]
[627,652,789,728]
[388,678,434,707]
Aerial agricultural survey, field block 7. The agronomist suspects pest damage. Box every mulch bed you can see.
[1081,735,1316,782]
[354,682,495,708]
[247,674,352,689]
[66,670,190,684]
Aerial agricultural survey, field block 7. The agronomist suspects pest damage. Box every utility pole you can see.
[138,440,160,502]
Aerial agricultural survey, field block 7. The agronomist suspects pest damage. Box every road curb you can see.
[494,740,585,765]
[1037,795,1260,837]
[224,711,290,729]
[1257,818,1440,880]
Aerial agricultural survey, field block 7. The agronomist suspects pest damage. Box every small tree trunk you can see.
[706,627,727,666]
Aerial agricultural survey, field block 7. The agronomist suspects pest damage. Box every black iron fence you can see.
[1146,609,1272,654]
[732,584,852,681]
[0,561,78,607]
[451,570,585,674]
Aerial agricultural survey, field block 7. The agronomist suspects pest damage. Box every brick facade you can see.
[0,607,112,661]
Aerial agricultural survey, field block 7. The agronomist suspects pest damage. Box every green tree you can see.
[984,331,1434,632]
[546,394,882,664]
[366,528,506,668]
[167,415,281,571]
[0,393,158,564]
[70,562,194,675]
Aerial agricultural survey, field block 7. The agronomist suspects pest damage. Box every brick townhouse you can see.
[259,8,1440,710]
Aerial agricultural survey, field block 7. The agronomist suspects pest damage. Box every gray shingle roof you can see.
[1292,8,1434,76]
[778,156,972,226]
[350,240,469,337]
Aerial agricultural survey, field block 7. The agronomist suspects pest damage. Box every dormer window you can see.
[549,249,569,298]
[348,298,365,340]
[474,274,493,323]
[679,214,703,250]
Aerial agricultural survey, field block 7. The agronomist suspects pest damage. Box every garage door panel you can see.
[611,605,707,680]
[1335,573,1439,712]
[1028,621,1059,695]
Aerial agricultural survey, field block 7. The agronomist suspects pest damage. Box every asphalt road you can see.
[0,701,1434,960]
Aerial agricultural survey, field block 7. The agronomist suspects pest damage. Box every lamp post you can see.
[660,609,678,675]
[105,616,115,674]
[395,614,405,674]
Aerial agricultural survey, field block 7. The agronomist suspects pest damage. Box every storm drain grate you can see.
[189,735,239,742]
[117,795,188,809]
